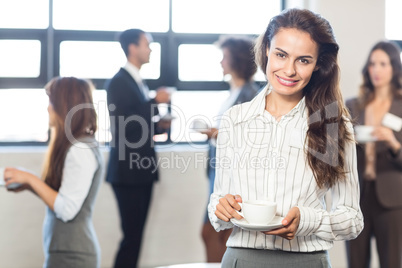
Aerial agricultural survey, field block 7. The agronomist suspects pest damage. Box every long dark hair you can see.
[255,8,352,188]
[42,77,97,191]
[358,40,402,107]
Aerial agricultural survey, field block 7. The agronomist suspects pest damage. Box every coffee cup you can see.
[238,200,277,225]
[354,125,377,143]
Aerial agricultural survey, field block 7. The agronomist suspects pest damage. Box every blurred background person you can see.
[200,35,259,263]
[4,77,104,268]
[105,28,171,268]
[346,40,402,268]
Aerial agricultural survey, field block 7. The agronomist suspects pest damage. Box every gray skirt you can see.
[44,251,99,268]
[222,247,331,268]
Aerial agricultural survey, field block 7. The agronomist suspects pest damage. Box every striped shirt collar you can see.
[232,83,307,125]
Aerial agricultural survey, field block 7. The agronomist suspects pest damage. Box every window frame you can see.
[0,0,283,145]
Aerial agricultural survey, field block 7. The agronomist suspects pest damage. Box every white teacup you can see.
[354,125,376,143]
[238,200,277,225]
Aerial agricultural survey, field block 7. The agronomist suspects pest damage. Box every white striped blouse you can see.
[208,86,364,252]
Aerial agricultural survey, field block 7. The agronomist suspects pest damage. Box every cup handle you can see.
[236,203,244,218]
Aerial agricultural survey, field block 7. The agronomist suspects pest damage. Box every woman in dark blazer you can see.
[346,40,402,268]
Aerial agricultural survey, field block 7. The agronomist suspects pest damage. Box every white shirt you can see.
[208,85,363,252]
[124,62,150,100]
[53,142,98,222]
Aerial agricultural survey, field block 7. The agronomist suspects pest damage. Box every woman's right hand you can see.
[215,194,243,222]
[4,167,36,193]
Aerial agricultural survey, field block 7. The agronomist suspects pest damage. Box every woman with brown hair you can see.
[201,35,259,262]
[346,40,402,268]
[208,8,363,267]
[4,77,104,268]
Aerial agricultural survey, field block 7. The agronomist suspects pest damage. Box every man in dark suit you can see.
[106,28,170,268]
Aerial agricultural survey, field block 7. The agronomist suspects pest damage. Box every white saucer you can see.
[231,215,284,232]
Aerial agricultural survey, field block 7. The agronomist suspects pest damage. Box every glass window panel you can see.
[0,40,41,78]
[179,44,266,82]
[0,0,48,29]
[0,89,112,143]
[385,0,402,39]
[60,41,160,80]
[169,90,229,143]
[172,0,281,34]
[92,89,111,144]
[179,44,223,81]
[0,89,49,142]
[53,0,169,32]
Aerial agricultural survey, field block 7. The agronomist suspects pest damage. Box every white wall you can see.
[286,0,385,100]
[311,0,385,100]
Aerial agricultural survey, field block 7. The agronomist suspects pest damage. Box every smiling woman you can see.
[208,8,363,268]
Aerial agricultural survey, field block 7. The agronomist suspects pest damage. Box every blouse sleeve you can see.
[53,143,98,222]
[208,110,236,231]
[295,121,364,241]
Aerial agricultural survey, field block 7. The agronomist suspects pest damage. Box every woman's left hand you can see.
[263,207,300,240]
[372,126,401,152]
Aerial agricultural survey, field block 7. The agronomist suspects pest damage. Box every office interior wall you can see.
[287,0,385,100]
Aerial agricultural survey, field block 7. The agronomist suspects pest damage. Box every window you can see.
[92,90,111,144]
[0,40,41,78]
[60,41,161,79]
[178,44,223,81]
[53,0,169,32]
[170,91,230,143]
[0,0,281,144]
[172,0,281,34]
[0,0,48,29]
[0,89,49,142]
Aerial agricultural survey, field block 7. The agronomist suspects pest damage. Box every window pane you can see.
[92,89,111,144]
[179,44,223,81]
[172,0,281,34]
[385,0,402,39]
[0,89,112,143]
[0,40,41,78]
[53,0,169,32]
[170,90,229,143]
[0,89,49,142]
[60,41,160,80]
[0,0,48,29]
[179,44,266,82]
